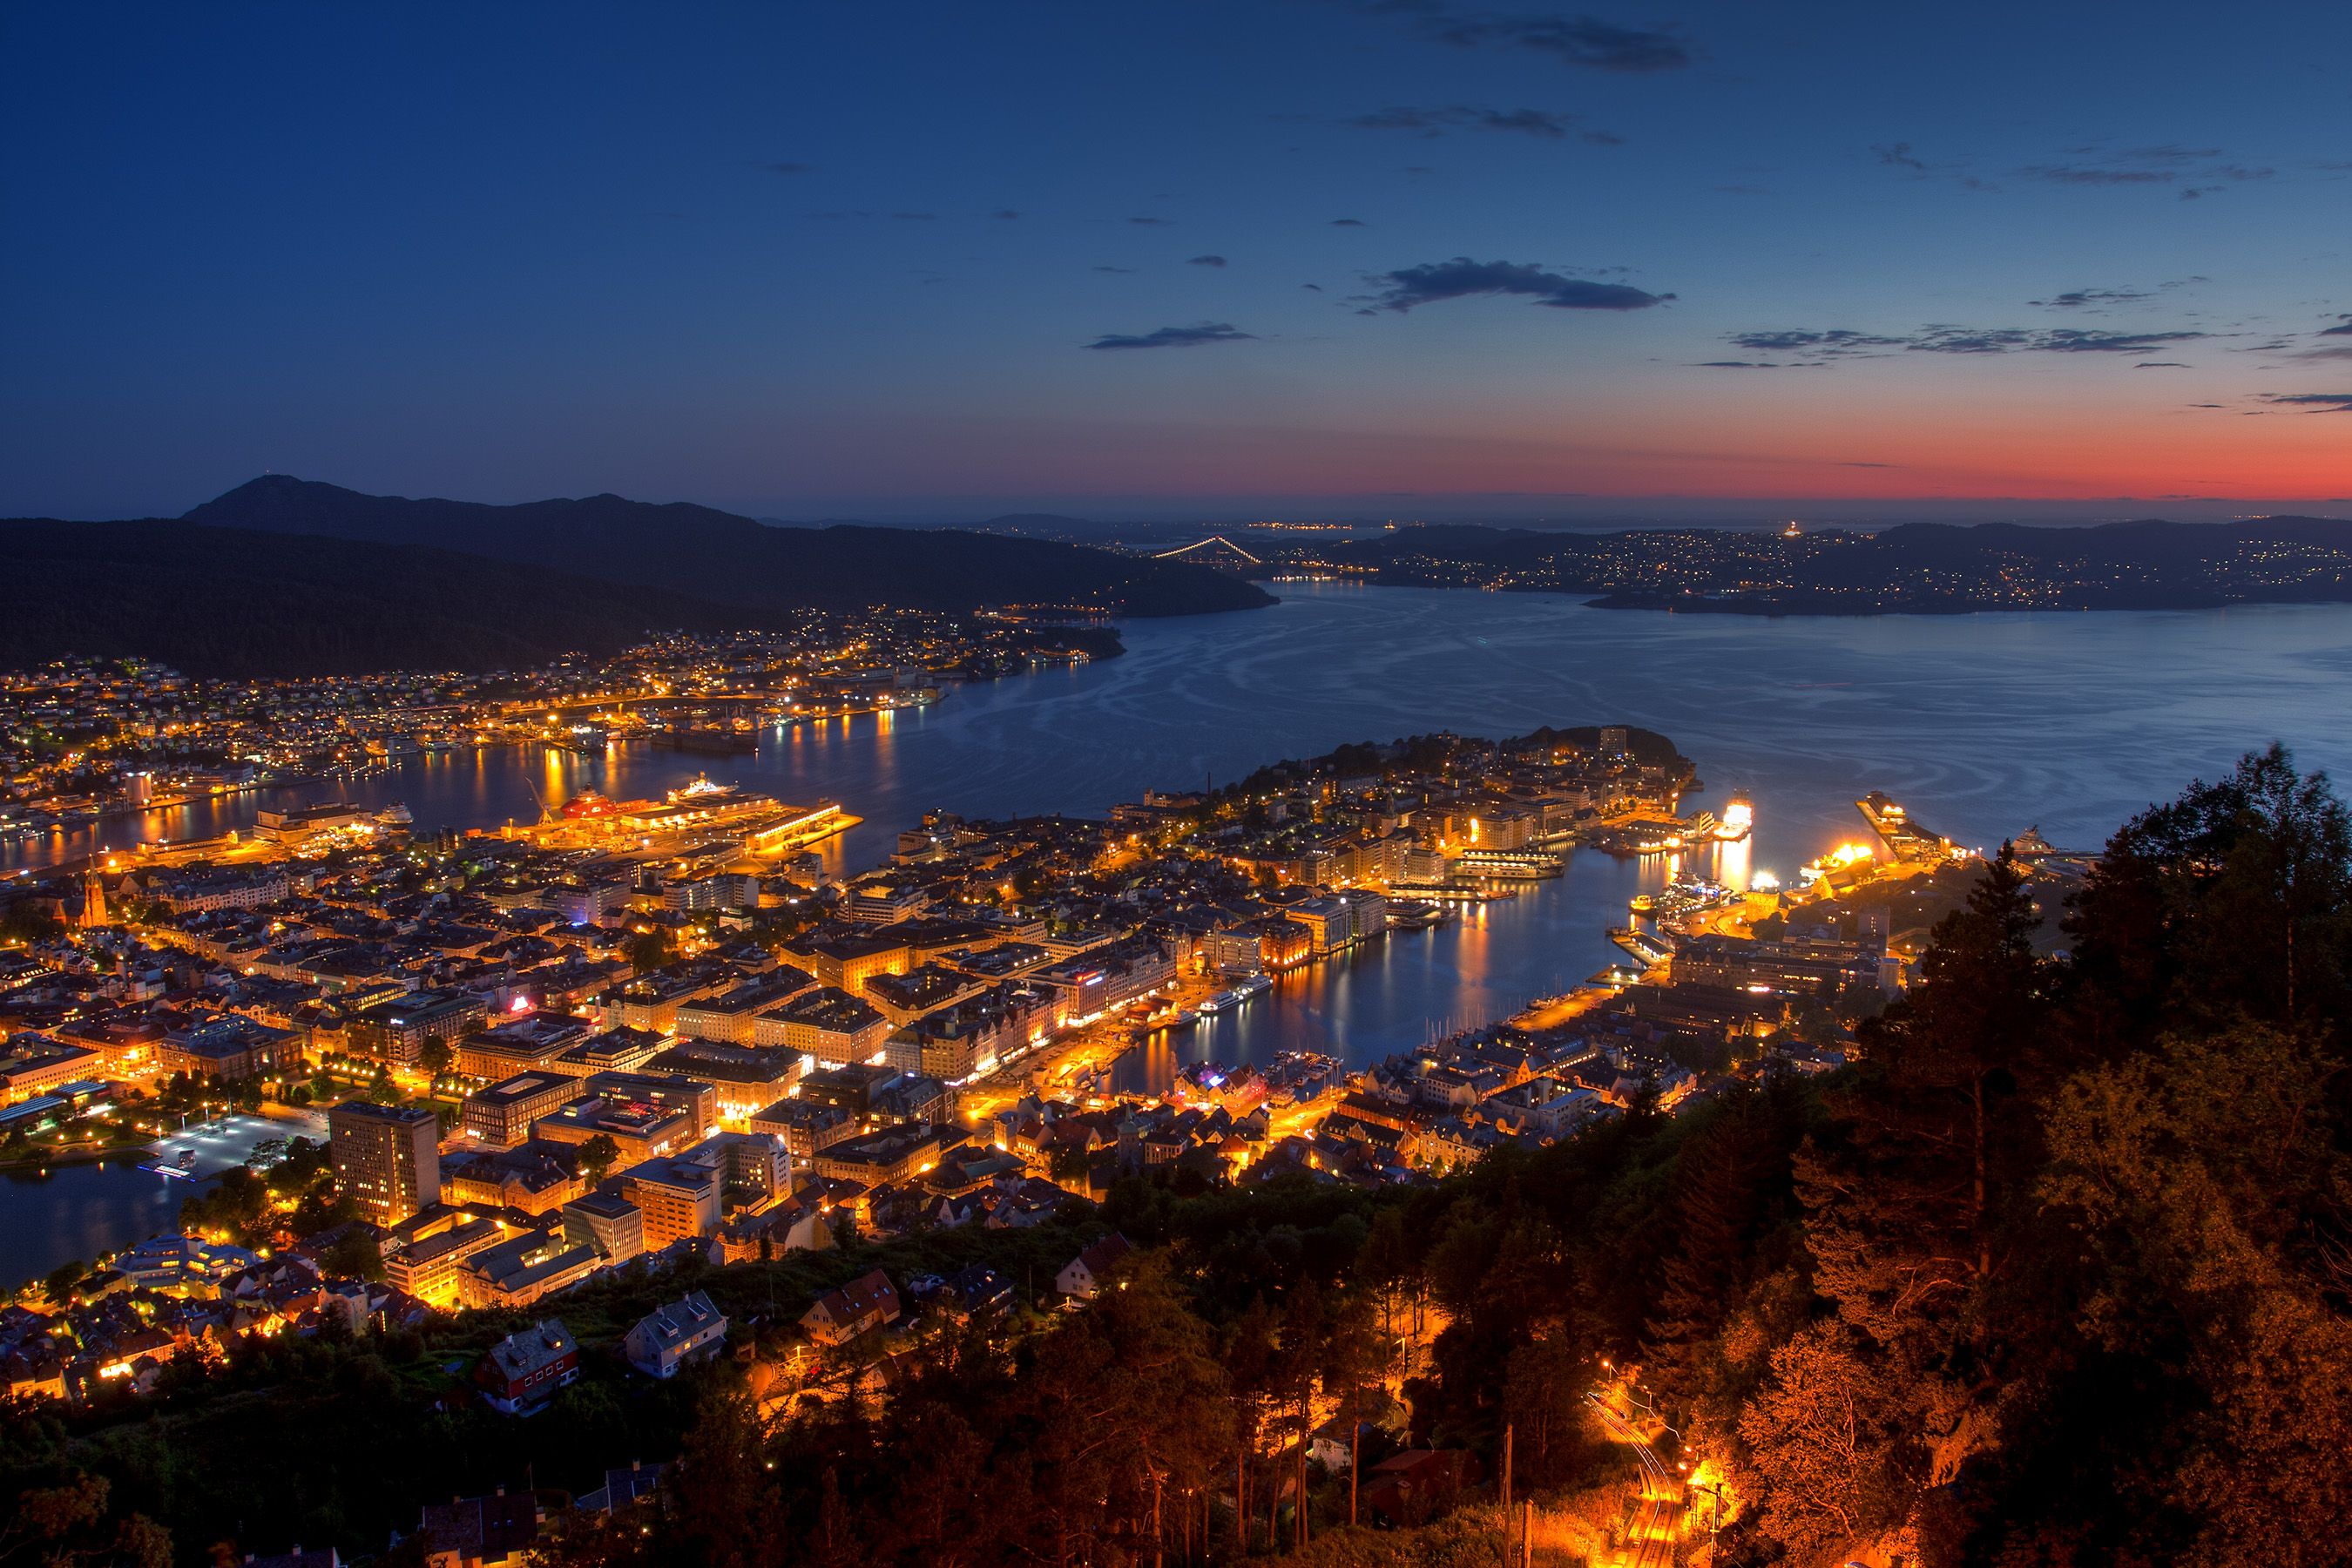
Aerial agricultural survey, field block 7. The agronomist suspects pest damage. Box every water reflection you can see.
[11,585,2350,1067]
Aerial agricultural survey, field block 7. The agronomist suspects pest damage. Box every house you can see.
[1361,1450,1477,1527]
[944,1263,1015,1320]
[417,1489,543,1568]
[624,1291,728,1378]
[241,1549,341,1568]
[1055,1233,1132,1300]
[575,1461,666,1517]
[475,1320,578,1414]
[800,1268,900,1347]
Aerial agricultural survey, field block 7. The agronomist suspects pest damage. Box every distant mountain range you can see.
[186,476,1271,618]
[0,476,1273,677]
[0,518,754,678]
[1281,516,2352,614]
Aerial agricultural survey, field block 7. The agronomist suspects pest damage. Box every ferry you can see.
[1386,899,1452,931]
[1628,892,1658,914]
[139,1147,201,1179]
[1199,975,1274,1014]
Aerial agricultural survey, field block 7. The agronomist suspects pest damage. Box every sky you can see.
[3,1,2349,524]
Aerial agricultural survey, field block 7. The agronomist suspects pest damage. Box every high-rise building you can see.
[330,1100,442,1224]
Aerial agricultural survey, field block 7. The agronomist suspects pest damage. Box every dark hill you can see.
[186,476,1274,617]
[0,519,754,677]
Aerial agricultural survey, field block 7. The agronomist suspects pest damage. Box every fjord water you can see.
[18,583,2352,1062]
[10,584,2352,1283]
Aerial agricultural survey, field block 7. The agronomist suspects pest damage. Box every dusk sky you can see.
[5,1,2349,523]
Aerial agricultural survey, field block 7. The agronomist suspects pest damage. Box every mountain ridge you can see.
[185,476,1273,618]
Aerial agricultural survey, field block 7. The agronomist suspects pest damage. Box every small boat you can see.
[1629,893,1657,914]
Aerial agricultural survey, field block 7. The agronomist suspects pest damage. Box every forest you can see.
[9,744,2351,1568]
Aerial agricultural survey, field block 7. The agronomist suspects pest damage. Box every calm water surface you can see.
[10,586,2351,1280]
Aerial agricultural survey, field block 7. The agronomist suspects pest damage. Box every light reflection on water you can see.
[10,584,2351,1074]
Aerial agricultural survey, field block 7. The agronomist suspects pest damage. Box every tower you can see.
[78,871,107,930]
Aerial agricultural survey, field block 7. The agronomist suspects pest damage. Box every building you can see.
[811,1121,966,1188]
[474,1320,579,1415]
[1033,937,1178,1021]
[533,1075,709,1166]
[418,1492,543,1568]
[345,990,485,1069]
[156,1014,299,1081]
[455,1014,596,1081]
[383,1217,506,1308]
[642,1041,803,1125]
[455,1232,602,1310]
[329,1100,442,1225]
[775,927,915,996]
[1056,1233,1132,1300]
[747,1098,858,1159]
[561,1190,646,1262]
[800,1268,900,1347]
[618,1157,721,1249]
[0,1037,102,1105]
[623,1290,727,1377]
[462,1072,576,1147]
[759,986,890,1067]
[839,880,929,923]
[674,970,817,1045]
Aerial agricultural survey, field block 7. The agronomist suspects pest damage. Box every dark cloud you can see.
[1128,216,1171,226]
[1841,462,1895,469]
[2026,166,2177,186]
[2135,362,2191,368]
[2254,393,2352,412]
[1917,327,2208,354]
[2029,287,2153,308]
[1362,257,1673,314]
[1727,325,2207,362]
[1693,360,1821,369]
[1378,6,1693,71]
[1092,265,1135,274]
[1874,142,1927,172]
[1346,105,1621,144]
[762,161,814,175]
[2295,345,2352,362]
[1726,329,1906,357]
[2023,145,2271,191]
[991,208,1021,220]
[1085,322,1257,351]
[1188,254,1228,267]
[1302,283,1325,292]
[2322,315,2352,337]
[1331,218,1369,226]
